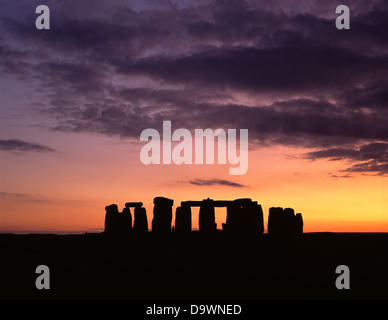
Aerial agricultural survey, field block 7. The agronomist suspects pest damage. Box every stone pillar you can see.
[152,197,173,233]
[245,202,264,235]
[199,199,216,233]
[268,207,284,236]
[283,207,296,236]
[104,204,119,234]
[121,207,132,232]
[295,213,303,235]
[133,206,148,233]
[104,204,132,234]
[268,207,303,236]
[225,202,240,233]
[175,205,192,233]
[224,199,264,235]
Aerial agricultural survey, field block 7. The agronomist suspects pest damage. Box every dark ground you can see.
[1,232,388,300]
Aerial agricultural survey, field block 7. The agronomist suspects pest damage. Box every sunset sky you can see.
[1,0,387,233]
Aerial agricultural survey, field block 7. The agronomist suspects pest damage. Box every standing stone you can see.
[268,207,285,236]
[295,213,303,235]
[283,207,296,236]
[175,205,192,233]
[199,199,216,233]
[246,202,264,235]
[133,206,148,233]
[224,199,264,235]
[152,197,173,233]
[268,207,303,236]
[224,202,240,233]
[104,204,119,234]
[104,204,132,235]
[121,207,132,232]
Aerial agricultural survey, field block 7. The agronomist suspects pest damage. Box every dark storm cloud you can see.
[41,92,388,151]
[0,139,56,153]
[306,142,388,161]
[1,0,388,175]
[188,179,245,188]
[115,44,386,92]
[305,142,388,175]
[338,80,388,110]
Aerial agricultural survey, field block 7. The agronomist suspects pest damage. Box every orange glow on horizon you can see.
[1,137,387,233]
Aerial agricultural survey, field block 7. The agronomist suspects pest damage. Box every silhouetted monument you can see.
[104,204,118,234]
[198,198,217,233]
[175,204,192,233]
[125,202,148,233]
[105,197,303,236]
[126,202,143,208]
[181,198,218,233]
[268,207,282,235]
[133,206,148,233]
[223,198,264,235]
[152,197,173,233]
[268,207,303,237]
[295,213,303,235]
[179,198,264,235]
[104,204,132,234]
[121,207,132,231]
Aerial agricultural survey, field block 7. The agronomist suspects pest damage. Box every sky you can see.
[1,0,387,233]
